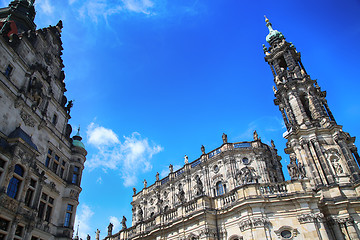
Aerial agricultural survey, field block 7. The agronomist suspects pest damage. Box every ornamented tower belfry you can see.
[263,16,360,187]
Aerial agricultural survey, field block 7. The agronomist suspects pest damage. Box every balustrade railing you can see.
[191,159,201,168]
[259,183,287,195]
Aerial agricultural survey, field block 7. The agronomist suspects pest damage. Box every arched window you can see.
[7,164,24,199]
[216,181,225,196]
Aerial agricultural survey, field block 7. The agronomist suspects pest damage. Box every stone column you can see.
[311,139,335,184]
[304,142,325,186]
[335,136,360,182]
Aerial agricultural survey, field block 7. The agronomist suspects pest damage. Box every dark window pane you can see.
[49,197,54,204]
[25,189,34,207]
[55,155,60,161]
[6,177,20,199]
[45,156,50,167]
[52,162,58,173]
[48,149,52,155]
[4,65,13,78]
[0,218,9,231]
[45,206,52,222]
[0,159,5,168]
[30,179,36,188]
[15,225,23,236]
[41,193,48,201]
[38,201,45,219]
[14,165,24,176]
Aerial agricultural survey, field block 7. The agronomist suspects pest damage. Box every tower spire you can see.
[263,18,360,187]
[264,16,284,45]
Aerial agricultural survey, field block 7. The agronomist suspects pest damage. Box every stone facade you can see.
[0,1,86,240]
[104,18,360,240]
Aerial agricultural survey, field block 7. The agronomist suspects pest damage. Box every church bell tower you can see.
[263,17,360,187]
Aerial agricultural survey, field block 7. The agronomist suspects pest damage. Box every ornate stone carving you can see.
[239,217,269,232]
[297,213,324,224]
[200,227,217,237]
[20,110,35,127]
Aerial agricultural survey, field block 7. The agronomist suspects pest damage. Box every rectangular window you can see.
[60,161,66,178]
[15,225,24,239]
[4,65,13,78]
[64,204,73,228]
[38,201,45,219]
[24,189,34,207]
[64,212,72,227]
[52,162,58,173]
[72,166,80,185]
[45,156,50,167]
[38,193,54,222]
[0,217,9,240]
[0,159,5,168]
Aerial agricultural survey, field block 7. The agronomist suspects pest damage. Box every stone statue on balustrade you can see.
[95,229,100,240]
[184,155,189,164]
[201,145,205,154]
[156,172,159,181]
[143,179,147,188]
[107,222,113,236]
[253,130,259,141]
[87,234,90,240]
[222,133,228,144]
[122,216,127,230]
[169,164,173,173]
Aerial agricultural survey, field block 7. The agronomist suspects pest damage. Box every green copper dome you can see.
[72,127,85,149]
[265,16,284,44]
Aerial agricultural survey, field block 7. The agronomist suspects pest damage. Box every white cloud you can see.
[160,164,182,178]
[75,204,94,240]
[109,216,121,233]
[36,0,54,15]
[122,0,154,14]
[87,123,120,146]
[86,123,163,187]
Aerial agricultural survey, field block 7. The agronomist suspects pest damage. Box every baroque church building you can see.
[0,1,86,240]
[103,18,360,240]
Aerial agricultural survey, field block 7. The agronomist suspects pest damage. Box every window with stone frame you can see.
[0,217,10,240]
[64,204,73,227]
[6,164,24,199]
[14,224,24,240]
[52,154,60,174]
[24,178,37,207]
[216,181,226,196]
[37,193,54,222]
[60,160,66,179]
[4,64,13,78]
[45,149,52,168]
[71,166,80,185]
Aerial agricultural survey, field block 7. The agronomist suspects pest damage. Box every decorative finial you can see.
[264,15,269,23]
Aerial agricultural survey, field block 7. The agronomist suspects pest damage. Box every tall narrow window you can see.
[72,166,80,185]
[60,160,66,178]
[216,181,225,196]
[4,65,13,78]
[52,155,60,174]
[7,164,24,199]
[24,179,37,207]
[0,158,6,180]
[64,204,73,227]
[45,149,52,168]
[38,193,54,222]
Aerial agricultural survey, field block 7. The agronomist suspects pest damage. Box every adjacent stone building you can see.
[104,17,360,240]
[0,1,86,239]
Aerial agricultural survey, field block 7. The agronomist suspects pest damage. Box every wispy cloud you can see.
[36,0,54,15]
[122,0,154,14]
[86,122,163,187]
[75,204,94,240]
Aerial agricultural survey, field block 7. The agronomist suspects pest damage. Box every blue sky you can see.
[3,0,360,238]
